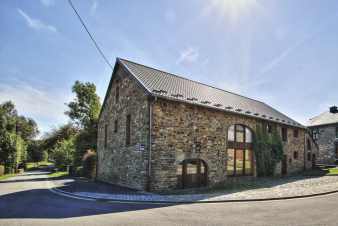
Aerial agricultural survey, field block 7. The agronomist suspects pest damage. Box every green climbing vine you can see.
[253,124,283,177]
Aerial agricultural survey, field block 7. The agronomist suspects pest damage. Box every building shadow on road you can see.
[0,188,172,219]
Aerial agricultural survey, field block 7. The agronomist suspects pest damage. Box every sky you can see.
[1,0,338,136]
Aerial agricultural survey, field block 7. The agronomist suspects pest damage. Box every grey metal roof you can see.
[307,111,338,127]
[118,58,303,128]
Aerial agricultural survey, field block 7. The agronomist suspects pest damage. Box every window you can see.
[293,129,299,138]
[335,144,338,159]
[336,127,338,138]
[115,84,120,103]
[282,127,288,142]
[312,129,319,140]
[126,114,131,145]
[227,125,253,176]
[114,120,118,133]
[293,151,298,159]
[307,139,311,151]
[307,152,311,161]
[104,124,108,149]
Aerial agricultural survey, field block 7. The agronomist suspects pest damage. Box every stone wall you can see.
[311,125,338,164]
[97,66,150,190]
[150,98,310,191]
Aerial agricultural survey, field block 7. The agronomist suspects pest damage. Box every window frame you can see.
[312,129,319,141]
[227,124,253,177]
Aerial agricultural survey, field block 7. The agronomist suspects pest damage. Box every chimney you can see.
[330,106,338,114]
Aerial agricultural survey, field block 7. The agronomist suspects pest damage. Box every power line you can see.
[68,0,114,70]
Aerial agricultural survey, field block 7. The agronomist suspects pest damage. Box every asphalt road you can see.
[1,171,338,226]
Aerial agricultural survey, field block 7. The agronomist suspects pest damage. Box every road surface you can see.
[0,170,338,226]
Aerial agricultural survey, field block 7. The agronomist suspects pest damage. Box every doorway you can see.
[177,159,207,189]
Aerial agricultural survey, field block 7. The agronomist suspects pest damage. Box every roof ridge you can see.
[118,57,266,105]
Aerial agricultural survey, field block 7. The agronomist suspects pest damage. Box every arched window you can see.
[227,124,253,176]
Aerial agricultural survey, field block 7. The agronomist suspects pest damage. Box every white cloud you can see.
[0,79,70,134]
[176,47,199,65]
[40,0,55,7]
[17,8,57,32]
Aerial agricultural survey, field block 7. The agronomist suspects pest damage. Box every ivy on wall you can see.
[253,124,283,177]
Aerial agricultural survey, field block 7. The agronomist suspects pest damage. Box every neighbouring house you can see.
[97,58,317,191]
[307,106,338,165]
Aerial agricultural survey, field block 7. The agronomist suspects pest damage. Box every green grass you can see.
[26,161,53,170]
[48,171,69,178]
[327,167,338,175]
[0,174,16,181]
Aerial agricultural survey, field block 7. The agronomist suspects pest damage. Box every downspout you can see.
[147,96,156,191]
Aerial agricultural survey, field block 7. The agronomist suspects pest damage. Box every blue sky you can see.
[1,0,338,135]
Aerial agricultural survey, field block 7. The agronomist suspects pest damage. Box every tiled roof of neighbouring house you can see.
[307,111,338,127]
[117,58,303,128]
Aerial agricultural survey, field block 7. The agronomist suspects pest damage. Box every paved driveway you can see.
[1,170,338,226]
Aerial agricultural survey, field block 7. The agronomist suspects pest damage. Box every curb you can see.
[50,187,338,204]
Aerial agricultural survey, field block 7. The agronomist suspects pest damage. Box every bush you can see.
[253,125,283,177]
[82,149,96,179]
[0,165,4,176]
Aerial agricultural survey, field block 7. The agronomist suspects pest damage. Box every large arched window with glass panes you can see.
[227,124,254,176]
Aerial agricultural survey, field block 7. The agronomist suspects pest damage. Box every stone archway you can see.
[176,159,208,189]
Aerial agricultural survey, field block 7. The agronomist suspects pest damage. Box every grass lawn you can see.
[327,167,338,175]
[48,171,69,178]
[0,174,16,181]
[26,161,53,170]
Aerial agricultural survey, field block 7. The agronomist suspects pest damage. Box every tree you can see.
[16,116,39,142]
[65,81,101,167]
[51,138,75,170]
[65,81,101,129]
[27,140,47,163]
[42,123,78,152]
[0,101,39,173]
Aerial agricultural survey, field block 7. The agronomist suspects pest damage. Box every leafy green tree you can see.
[16,116,39,142]
[65,81,101,167]
[42,123,78,152]
[27,140,47,163]
[65,81,101,129]
[0,101,37,173]
[51,138,75,170]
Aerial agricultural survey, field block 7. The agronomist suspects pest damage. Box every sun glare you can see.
[206,0,259,24]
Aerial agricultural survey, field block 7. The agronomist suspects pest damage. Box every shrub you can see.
[82,149,96,179]
[253,124,283,177]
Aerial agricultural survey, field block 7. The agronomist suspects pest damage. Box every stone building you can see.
[308,106,338,164]
[97,58,317,191]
